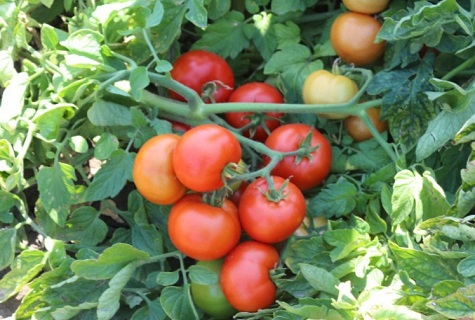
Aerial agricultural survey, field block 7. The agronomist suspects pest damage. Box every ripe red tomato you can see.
[264,124,332,191]
[132,134,186,205]
[168,194,241,261]
[190,259,237,318]
[330,12,385,66]
[172,124,242,192]
[225,82,284,142]
[342,0,389,14]
[169,50,235,103]
[238,176,306,243]
[220,241,279,312]
[344,107,388,142]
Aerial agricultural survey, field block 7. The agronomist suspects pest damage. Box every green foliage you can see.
[0,0,474,319]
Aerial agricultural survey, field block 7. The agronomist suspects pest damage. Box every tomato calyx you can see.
[201,80,233,103]
[261,175,291,203]
[202,188,229,208]
[292,131,321,165]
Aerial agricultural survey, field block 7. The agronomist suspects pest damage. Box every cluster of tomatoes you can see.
[132,49,339,316]
[299,0,390,141]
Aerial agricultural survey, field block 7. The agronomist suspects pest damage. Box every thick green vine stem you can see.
[140,66,398,162]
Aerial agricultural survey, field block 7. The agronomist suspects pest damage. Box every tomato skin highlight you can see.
[264,124,332,191]
[169,50,235,102]
[190,259,237,319]
[168,194,241,261]
[342,0,389,14]
[225,82,284,142]
[344,107,388,142]
[330,12,385,66]
[220,241,279,312]
[302,69,359,119]
[239,176,306,244]
[132,134,186,205]
[172,124,242,192]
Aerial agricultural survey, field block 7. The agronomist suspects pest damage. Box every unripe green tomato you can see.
[302,70,359,119]
[190,259,237,319]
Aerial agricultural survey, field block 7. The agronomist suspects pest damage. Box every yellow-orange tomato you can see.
[330,12,385,66]
[342,0,390,14]
[302,69,359,119]
[344,107,388,142]
[132,134,186,205]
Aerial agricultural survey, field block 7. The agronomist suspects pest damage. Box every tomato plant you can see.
[168,50,235,103]
[225,82,284,142]
[190,259,236,318]
[264,124,333,191]
[132,134,187,205]
[220,241,280,312]
[330,12,386,66]
[168,194,241,261]
[172,124,242,192]
[342,0,390,14]
[302,69,359,119]
[344,107,388,142]
[238,176,306,243]
[4,1,475,320]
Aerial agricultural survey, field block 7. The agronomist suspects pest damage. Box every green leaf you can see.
[285,237,331,274]
[184,0,207,28]
[307,177,358,219]
[278,299,345,320]
[151,0,187,53]
[457,255,475,277]
[87,100,133,126]
[416,98,475,160]
[34,105,76,140]
[264,44,323,103]
[0,51,16,86]
[249,12,277,61]
[156,270,180,286]
[51,302,98,319]
[188,265,219,285]
[206,0,231,20]
[454,113,475,144]
[0,190,16,223]
[274,21,301,49]
[37,162,77,227]
[160,285,197,320]
[323,229,371,262]
[97,263,137,320]
[271,0,318,14]
[71,243,149,280]
[0,72,28,124]
[367,58,437,147]
[55,206,108,246]
[131,107,149,129]
[129,67,150,101]
[0,228,16,271]
[131,297,167,320]
[192,11,250,59]
[298,263,340,296]
[428,284,475,318]
[69,135,88,153]
[389,242,461,290]
[0,249,46,303]
[94,133,119,160]
[131,223,163,256]
[365,198,387,235]
[61,29,105,68]
[41,24,68,49]
[391,169,422,226]
[85,149,134,202]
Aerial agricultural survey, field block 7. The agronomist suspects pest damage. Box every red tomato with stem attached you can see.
[168,194,241,261]
[173,124,242,192]
[264,123,332,191]
[225,82,284,142]
[169,50,235,103]
[239,176,306,243]
[132,134,186,205]
[330,12,385,66]
[220,241,280,312]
